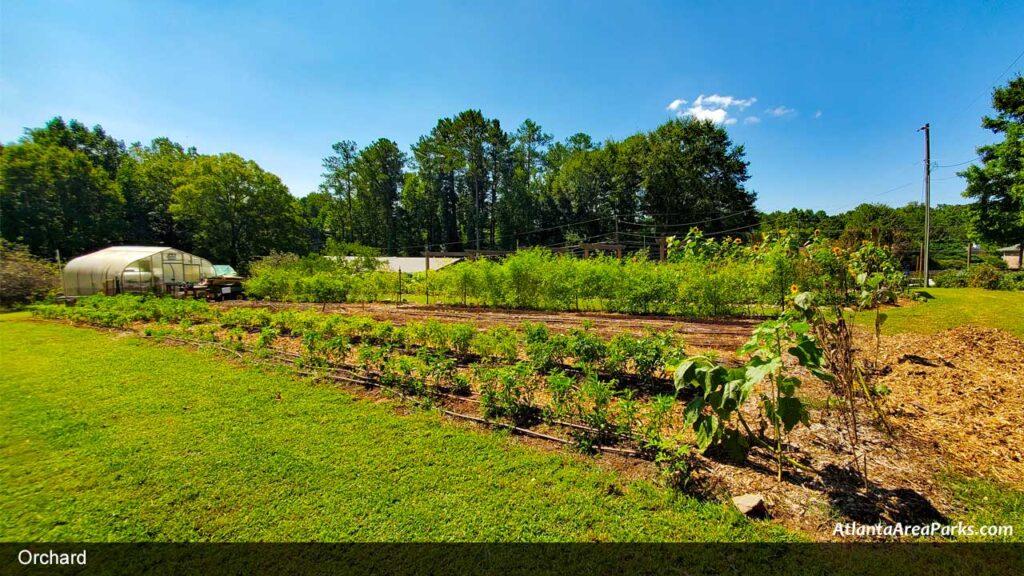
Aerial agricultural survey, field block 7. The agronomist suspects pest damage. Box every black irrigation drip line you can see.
[153,329,645,457]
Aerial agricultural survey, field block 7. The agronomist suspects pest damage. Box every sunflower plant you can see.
[674,292,833,479]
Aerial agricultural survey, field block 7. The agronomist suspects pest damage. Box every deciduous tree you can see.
[170,153,303,269]
[962,75,1024,265]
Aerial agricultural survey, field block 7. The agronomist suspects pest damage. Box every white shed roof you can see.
[338,256,462,274]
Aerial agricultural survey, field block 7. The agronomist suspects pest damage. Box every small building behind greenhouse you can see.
[63,246,216,297]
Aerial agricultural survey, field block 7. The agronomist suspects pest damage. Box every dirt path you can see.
[215,300,759,350]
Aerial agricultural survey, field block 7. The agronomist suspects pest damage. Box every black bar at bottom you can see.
[1,543,1021,576]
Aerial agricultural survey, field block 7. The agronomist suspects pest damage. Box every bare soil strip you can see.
[215,300,759,350]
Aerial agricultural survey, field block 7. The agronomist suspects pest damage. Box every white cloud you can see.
[765,105,796,117]
[687,105,729,124]
[743,116,761,124]
[696,94,757,110]
[666,99,686,111]
[814,110,822,119]
[667,93,757,125]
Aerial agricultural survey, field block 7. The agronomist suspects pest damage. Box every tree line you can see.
[1,114,756,267]
[2,76,1020,269]
[1,118,303,269]
[305,112,756,254]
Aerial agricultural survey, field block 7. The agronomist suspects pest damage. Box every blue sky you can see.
[2,1,1022,213]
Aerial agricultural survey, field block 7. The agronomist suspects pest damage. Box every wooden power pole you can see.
[919,123,931,286]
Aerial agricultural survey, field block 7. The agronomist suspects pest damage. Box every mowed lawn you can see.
[853,288,1024,339]
[0,316,794,542]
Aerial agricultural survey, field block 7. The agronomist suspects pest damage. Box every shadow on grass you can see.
[912,290,935,300]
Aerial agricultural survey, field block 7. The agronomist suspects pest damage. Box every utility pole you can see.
[56,249,65,299]
[918,123,931,287]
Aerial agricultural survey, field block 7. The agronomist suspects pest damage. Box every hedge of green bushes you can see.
[932,265,1024,290]
[243,230,905,317]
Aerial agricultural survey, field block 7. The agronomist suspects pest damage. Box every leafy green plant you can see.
[650,436,694,490]
[606,332,679,384]
[523,321,567,371]
[380,356,426,396]
[448,323,477,356]
[471,326,519,363]
[639,394,676,452]
[673,356,751,458]
[356,344,389,374]
[674,292,833,478]
[543,370,577,422]
[478,363,536,425]
[567,323,607,370]
[256,327,279,350]
[449,373,471,396]
[574,373,618,448]
[616,389,641,438]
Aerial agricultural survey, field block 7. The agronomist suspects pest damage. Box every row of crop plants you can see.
[32,283,894,485]
[33,296,694,468]
[242,229,905,318]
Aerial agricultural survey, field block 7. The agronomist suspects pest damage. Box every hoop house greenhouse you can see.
[63,246,216,297]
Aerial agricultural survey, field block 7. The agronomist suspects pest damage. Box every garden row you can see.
[31,290,879,485]
[242,230,908,317]
[32,295,692,460]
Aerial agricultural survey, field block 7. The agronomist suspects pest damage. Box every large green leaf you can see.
[788,338,823,368]
[683,396,704,427]
[792,291,814,311]
[673,358,697,393]
[744,355,781,387]
[777,375,801,397]
[722,428,750,461]
[694,414,718,452]
[777,397,809,432]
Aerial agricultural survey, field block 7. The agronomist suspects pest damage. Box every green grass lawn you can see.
[0,316,794,542]
[852,288,1024,339]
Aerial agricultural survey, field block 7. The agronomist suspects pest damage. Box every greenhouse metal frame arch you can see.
[62,246,216,297]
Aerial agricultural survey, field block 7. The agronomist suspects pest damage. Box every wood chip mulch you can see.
[874,326,1024,486]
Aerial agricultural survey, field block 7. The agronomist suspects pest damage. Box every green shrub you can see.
[522,321,567,371]
[567,323,607,369]
[1,241,59,307]
[543,370,577,421]
[933,270,968,288]
[967,264,1003,289]
[478,363,535,424]
[998,271,1024,291]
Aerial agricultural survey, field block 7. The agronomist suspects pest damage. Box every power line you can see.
[870,182,915,197]
[615,207,758,229]
[933,155,982,168]
[949,47,1024,122]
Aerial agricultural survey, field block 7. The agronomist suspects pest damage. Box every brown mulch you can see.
[681,324,1024,538]
[873,326,1024,486]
